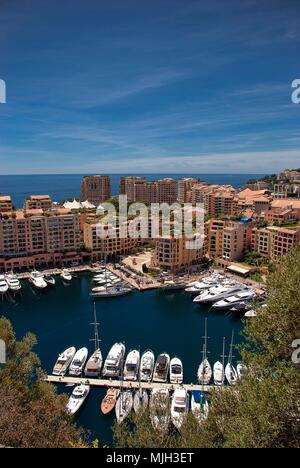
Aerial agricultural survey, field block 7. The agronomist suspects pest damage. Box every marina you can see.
[1,270,245,444]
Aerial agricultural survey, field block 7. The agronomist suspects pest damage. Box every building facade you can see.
[80,175,111,206]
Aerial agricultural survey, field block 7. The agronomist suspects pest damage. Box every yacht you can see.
[212,290,256,310]
[152,353,170,383]
[194,284,246,304]
[213,338,226,386]
[29,271,47,289]
[69,347,88,376]
[171,387,189,431]
[5,272,21,292]
[191,390,209,423]
[133,389,149,413]
[185,274,225,294]
[61,269,72,282]
[162,280,187,291]
[115,390,133,423]
[44,274,56,286]
[123,350,140,381]
[0,275,8,295]
[101,388,120,415]
[170,357,183,384]
[66,385,90,415]
[102,342,125,378]
[84,304,102,377]
[197,319,212,385]
[139,350,155,382]
[150,388,170,432]
[53,346,76,376]
[90,286,132,298]
[225,331,238,386]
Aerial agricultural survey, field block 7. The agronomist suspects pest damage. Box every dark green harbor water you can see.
[0,273,244,446]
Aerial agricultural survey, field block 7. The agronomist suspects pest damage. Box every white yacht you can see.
[194,284,246,304]
[85,305,102,377]
[197,319,212,385]
[212,290,256,310]
[213,338,226,386]
[170,357,183,384]
[185,274,225,294]
[53,346,76,376]
[29,271,47,289]
[66,385,90,415]
[5,272,21,292]
[133,389,149,413]
[191,390,209,423]
[139,350,155,382]
[61,269,72,282]
[171,387,189,431]
[123,350,140,381]
[152,353,170,383]
[90,286,132,298]
[44,274,56,286]
[225,331,238,386]
[69,347,88,376]
[115,390,133,423]
[150,388,170,432]
[102,342,125,378]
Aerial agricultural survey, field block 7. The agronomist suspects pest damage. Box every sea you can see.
[0,173,256,446]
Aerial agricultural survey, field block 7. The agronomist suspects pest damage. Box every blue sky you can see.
[0,0,299,174]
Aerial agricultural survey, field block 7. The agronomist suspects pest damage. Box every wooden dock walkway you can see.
[45,375,215,392]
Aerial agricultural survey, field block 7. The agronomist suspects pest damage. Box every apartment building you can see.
[0,210,80,258]
[80,175,111,206]
[83,220,140,259]
[251,226,300,260]
[24,195,52,212]
[151,234,206,272]
[205,219,226,258]
[178,178,199,204]
[221,222,252,262]
[120,177,177,205]
[0,195,13,213]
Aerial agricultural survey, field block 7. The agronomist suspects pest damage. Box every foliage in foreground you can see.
[113,248,300,448]
[0,319,88,448]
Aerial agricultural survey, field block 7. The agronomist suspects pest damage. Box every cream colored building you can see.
[178,178,199,204]
[151,234,206,272]
[24,195,53,212]
[0,195,13,213]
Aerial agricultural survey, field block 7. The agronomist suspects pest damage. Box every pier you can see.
[45,375,215,392]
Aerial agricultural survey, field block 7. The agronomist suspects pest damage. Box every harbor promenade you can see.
[45,375,215,392]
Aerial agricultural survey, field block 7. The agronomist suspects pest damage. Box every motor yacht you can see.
[69,347,88,376]
[102,342,125,378]
[123,350,140,381]
[212,290,256,310]
[170,357,183,384]
[66,385,90,415]
[44,274,56,286]
[152,353,170,383]
[194,284,246,304]
[5,272,21,292]
[29,271,47,289]
[61,269,72,282]
[171,387,189,431]
[53,346,76,376]
[139,350,155,382]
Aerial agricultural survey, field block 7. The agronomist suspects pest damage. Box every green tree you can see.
[0,318,88,448]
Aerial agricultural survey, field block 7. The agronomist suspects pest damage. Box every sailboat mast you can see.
[229,330,234,365]
[221,336,225,382]
[93,302,100,352]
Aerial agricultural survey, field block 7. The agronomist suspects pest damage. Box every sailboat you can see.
[85,303,102,377]
[213,337,226,386]
[197,318,212,385]
[133,356,149,413]
[225,330,238,386]
[115,352,133,423]
[101,388,120,414]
